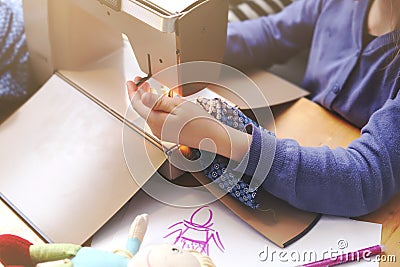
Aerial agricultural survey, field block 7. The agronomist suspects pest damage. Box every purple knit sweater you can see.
[226,0,400,216]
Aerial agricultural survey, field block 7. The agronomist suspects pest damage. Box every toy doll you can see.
[0,214,216,267]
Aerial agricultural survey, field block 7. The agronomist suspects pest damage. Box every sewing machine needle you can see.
[135,54,152,87]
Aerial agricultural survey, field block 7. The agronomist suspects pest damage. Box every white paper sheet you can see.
[92,189,381,266]
[0,75,164,244]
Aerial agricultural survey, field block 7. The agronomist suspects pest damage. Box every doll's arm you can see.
[0,235,79,267]
[30,244,81,264]
[126,214,148,256]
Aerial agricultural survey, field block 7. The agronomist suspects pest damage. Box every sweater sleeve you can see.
[224,0,324,70]
[236,91,400,217]
[0,0,35,121]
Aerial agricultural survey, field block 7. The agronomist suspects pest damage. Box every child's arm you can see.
[224,0,323,70]
[243,91,400,217]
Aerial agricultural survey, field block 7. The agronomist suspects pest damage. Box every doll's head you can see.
[128,244,215,267]
[125,213,216,266]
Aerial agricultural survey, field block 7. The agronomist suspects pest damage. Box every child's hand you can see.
[127,78,222,153]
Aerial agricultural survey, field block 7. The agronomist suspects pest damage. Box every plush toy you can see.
[0,214,216,267]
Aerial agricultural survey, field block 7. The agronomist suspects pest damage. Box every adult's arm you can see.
[0,0,35,121]
[224,0,323,70]
[234,90,400,217]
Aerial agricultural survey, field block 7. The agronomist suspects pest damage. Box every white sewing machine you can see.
[0,0,229,244]
[25,0,228,95]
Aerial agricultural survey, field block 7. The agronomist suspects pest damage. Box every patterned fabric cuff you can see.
[202,154,261,209]
[194,97,275,209]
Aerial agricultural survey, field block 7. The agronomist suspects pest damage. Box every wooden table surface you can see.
[1,97,399,266]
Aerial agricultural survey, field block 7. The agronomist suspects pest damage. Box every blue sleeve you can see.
[238,91,400,217]
[224,0,324,70]
[0,0,36,120]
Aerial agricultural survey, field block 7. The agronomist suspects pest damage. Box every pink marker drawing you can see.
[163,206,225,256]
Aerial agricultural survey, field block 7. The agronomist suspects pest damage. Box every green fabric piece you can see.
[30,244,82,263]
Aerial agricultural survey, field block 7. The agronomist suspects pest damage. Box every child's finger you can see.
[126,81,152,119]
[126,80,140,102]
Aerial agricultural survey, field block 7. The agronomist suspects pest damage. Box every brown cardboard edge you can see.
[0,192,51,243]
[191,172,321,248]
[283,213,322,247]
